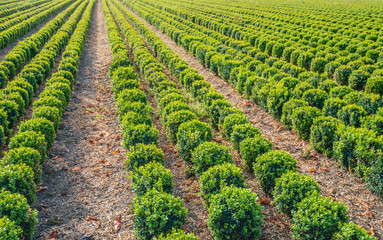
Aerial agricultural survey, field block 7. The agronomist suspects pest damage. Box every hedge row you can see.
[102,1,192,239]
[115,1,378,239]
[0,0,50,23]
[0,0,40,18]
[126,1,383,196]
[0,0,85,149]
[0,0,82,88]
[0,0,94,238]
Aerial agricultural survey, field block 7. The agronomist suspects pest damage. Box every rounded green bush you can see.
[319,79,338,93]
[154,229,198,240]
[281,99,308,129]
[0,164,36,205]
[324,61,341,78]
[363,115,383,135]
[0,189,37,239]
[0,216,22,239]
[176,120,212,163]
[121,111,152,130]
[162,101,191,120]
[19,118,55,150]
[333,222,377,240]
[302,89,328,109]
[253,150,297,194]
[122,124,159,148]
[126,143,164,171]
[117,102,153,121]
[32,106,61,131]
[292,82,314,99]
[348,70,370,90]
[112,66,136,81]
[365,76,383,95]
[273,172,320,216]
[209,99,232,129]
[165,110,197,144]
[310,57,327,73]
[222,113,248,139]
[130,161,173,197]
[200,163,246,205]
[329,86,353,99]
[230,123,261,150]
[117,89,147,106]
[334,66,352,85]
[32,96,65,115]
[267,85,290,119]
[364,154,383,196]
[337,104,367,127]
[2,91,25,116]
[0,99,18,127]
[292,192,348,240]
[45,82,71,104]
[323,98,348,118]
[191,142,232,175]
[208,187,263,240]
[9,131,47,157]
[292,106,322,140]
[133,189,187,240]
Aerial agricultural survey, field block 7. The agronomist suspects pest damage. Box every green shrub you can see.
[130,161,173,197]
[162,101,191,120]
[281,99,308,129]
[1,92,25,116]
[267,85,290,119]
[117,89,147,106]
[337,104,367,127]
[19,118,55,150]
[176,120,212,163]
[334,66,352,85]
[273,172,320,216]
[221,113,248,139]
[329,86,353,99]
[122,124,159,148]
[310,57,327,73]
[228,122,259,147]
[208,187,263,240]
[209,99,231,129]
[297,52,314,70]
[191,142,232,175]
[121,111,152,131]
[365,76,383,95]
[254,150,297,194]
[159,93,185,111]
[9,131,47,157]
[333,222,377,240]
[363,115,383,135]
[0,216,22,239]
[310,116,343,157]
[319,79,338,93]
[0,190,37,239]
[292,82,314,99]
[239,135,273,172]
[364,154,383,196]
[292,106,322,140]
[165,110,197,144]
[323,98,348,118]
[324,61,341,78]
[45,82,71,104]
[200,163,246,205]
[32,106,61,130]
[344,92,381,115]
[154,229,198,240]
[133,190,187,240]
[32,96,64,115]
[302,89,328,109]
[348,70,370,90]
[0,164,36,205]
[117,102,153,121]
[292,193,348,240]
[0,99,18,127]
[126,143,164,171]
[0,108,9,133]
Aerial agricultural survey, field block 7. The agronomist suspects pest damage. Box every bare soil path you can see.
[122,4,383,239]
[32,1,134,239]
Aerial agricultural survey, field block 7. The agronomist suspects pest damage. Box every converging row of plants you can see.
[0,0,94,238]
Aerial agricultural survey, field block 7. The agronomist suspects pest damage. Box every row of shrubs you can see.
[0,0,84,149]
[117,1,378,239]
[102,1,195,239]
[0,0,94,238]
[127,3,383,196]
[0,0,51,24]
[0,0,45,18]
[141,0,383,92]
[0,0,82,88]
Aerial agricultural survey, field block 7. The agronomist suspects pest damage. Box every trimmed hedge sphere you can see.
[333,222,377,240]
[154,229,198,240]
[165,110,197,144]
[239,136,272,171]
[230,123,260,150]
[221,113,248,139]
[292,106,322,140]
[0,216,22,239]
[126,143,164,171]
[208,187,263,240]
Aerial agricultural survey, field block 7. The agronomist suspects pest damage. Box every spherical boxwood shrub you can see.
[117,88,147,106]
[117,102,153,121]
[130,161,173,197]
[302,89,329,109]
[365,76,383,95]
[221,113,248,139]
[165,110,197,144]
[0,164,36,205]
[0,190,37,239]
[310,57,327,73]
[323,98,348,118]
[154,229,198,240]
[239,136,273,172]
[334,66,352,85]
[292,82,314,99]
[272,172,320,216]
[176,120,212,163]
[310,116,343,157]
[9,131,47,157]
[362,115,383,135]
[191,142,232,175]
[208,187,263,240]
[364,154,383,196]
[230,123,261,150]
[253,150,297,194]
[122,124,159,148]
[209,99,232,129]
[200,163,246,205]
[348,70,370,90]
[133,189,187,240]
[337,104,367,127]
[162,101,191,121]
[292,192,348,240]
[281,99,309,130]
[0,99,18,127]
[266,85,290,119]
[324,61,341,78]
[329,86,353,99]
[292,106,322,140]
[0,215,23,238]
[32,106,61,131]
[126,143,164,171]
[333,222,377,240]
[121,111,152,131]
[19,118,55,150]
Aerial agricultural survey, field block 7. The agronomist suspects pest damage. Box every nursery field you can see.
[0,0,383,239]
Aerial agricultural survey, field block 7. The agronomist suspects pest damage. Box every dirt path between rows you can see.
[122,4,383,239]
[32,1,134,239]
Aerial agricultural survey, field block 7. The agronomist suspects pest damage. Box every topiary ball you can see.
[292,106,322,140]
[126,143,164,171]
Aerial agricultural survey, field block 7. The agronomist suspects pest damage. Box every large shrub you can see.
[133,190,187,240]
[126,143,164,171]
[239,136,273,172]
[253,150,297,194]
[348,70,370,90]
[292,106,322,140]
[329,86,353,99]
[19,118,55,150]
[9,131,47,157]
[365,76,383,95]
[208,187,263,240]
[334,66,352,85]
[302,89,329,109]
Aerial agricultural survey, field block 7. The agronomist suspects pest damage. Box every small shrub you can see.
[273,172,320,216]
[19,118,55,150]
[337,104,367,127]
[333,222,377,240]
[133,190,187,240]
[191,142,232,175]
[324,61,341,78]
[121,111,152,130]
[292,82,314,99]
[122,124,159,148]
[0,99,18,127]
[117,102,153,121]
[154,229,198,240]
[365,76,383,95]
[117,89,147,105]
[32,106,61,130]
[230,123,260,150]
[126,144,164,171]
[292,106,322,140]
[292,193,348,240]
[302,89,328,109]
[221,113,248,139]
[334,66,352,85]
[165,110,197,144]
[348,70,370,90]
[239,136,273,172]
[9,131,47,157]
[253,150,297,194]
[267,85,290,119]
[281,99,308,129]
[364,154,383,196]
[209,99,231,129]
[0,216,22,239]
[208,187,263,240]
[329,86,353,99]
[323,98,348,118]
[130,161,173,197]
[310,57,327,73]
